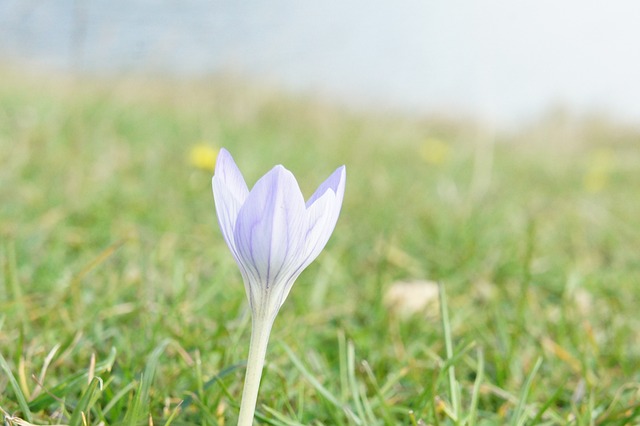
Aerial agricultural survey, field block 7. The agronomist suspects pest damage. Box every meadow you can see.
[0,69,639,425]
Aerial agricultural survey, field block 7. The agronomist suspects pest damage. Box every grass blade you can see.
[346,341,367,424]
[180,361,245,410]
[28,347,116,412]
[529,379,568,425]
[68,376,103,426]
[439,281,460,421]
[281,342,361,425]
[0,351,33,422]
[466,348,484,426]
[123,339,171,425]
[511,357,543,426]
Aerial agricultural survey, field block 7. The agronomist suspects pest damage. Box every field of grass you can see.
[1,69,639,425]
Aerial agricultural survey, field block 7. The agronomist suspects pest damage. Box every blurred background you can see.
[2,0,640,127]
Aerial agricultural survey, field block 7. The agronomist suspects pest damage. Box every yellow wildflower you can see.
[584,148,613,193]
[420,137,450,165]
[189,144,218,172]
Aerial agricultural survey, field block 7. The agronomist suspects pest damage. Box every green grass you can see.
[1,69,639,425]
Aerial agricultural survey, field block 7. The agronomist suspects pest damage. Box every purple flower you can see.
[212,148,345,424]
[212,148,346,319]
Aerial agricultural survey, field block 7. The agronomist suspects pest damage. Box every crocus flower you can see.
[212,148,345,425]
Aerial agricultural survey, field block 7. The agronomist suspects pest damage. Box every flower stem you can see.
[237,314,274,426]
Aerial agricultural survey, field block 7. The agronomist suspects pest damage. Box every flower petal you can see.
[214,148,250,202]
[212,149,250,256]
[306,165,346,208]
[274,166,346,307]
[302,166,346,267]
[233,165,307,306]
